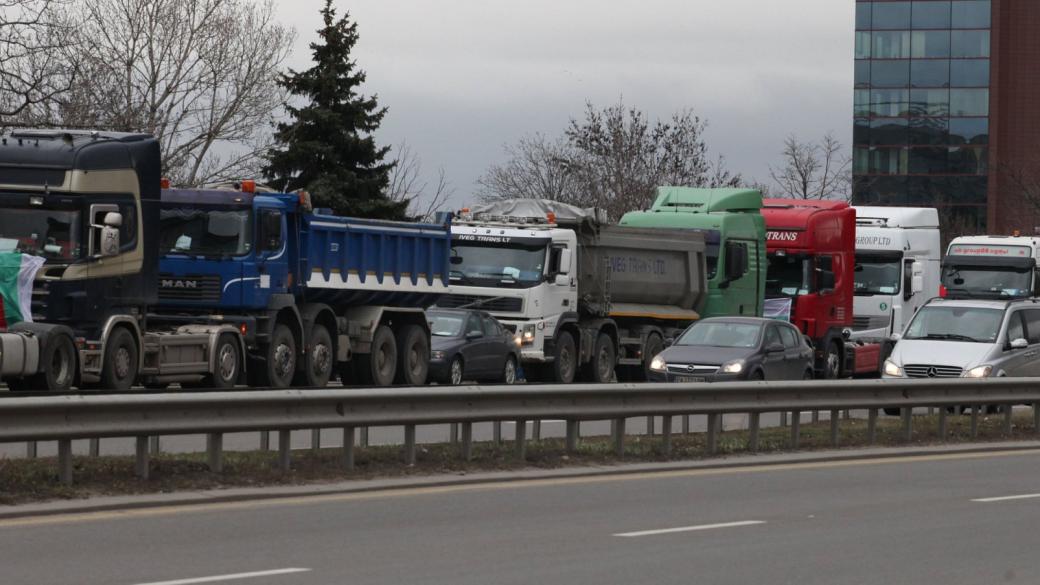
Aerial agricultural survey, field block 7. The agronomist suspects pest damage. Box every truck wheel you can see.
[395,324,429,386]
[641,334,665,382]
[583,332,615,383]
[551,331,577,384]
[258,324,296,388]
[360,325,397,387]
[203,334,240,389]
[101,327,138,391]
[296,324,333,388]
[31,333,76,391]
[822,341,841,379]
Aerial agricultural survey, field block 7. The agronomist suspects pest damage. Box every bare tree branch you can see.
[769,132,851,201]
[0,0,74,120]
[386,142,455,221]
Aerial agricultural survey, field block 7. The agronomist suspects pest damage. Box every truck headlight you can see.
[521,324,536,345]
[963,365,993,378]
[649,356,666,372]
[883,359,903,377]
[720,360,744,374]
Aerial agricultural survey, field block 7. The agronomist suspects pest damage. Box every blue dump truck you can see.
[154,182,451,388]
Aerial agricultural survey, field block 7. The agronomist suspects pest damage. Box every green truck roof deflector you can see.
[650,187,763,213]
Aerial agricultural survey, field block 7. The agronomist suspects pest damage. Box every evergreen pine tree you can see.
[264,0,405,220]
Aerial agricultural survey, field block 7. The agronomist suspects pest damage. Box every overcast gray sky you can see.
[273,0,854,209]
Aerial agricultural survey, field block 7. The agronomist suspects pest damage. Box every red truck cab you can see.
[761,199,867,378]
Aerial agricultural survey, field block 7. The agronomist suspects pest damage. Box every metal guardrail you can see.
[3,378,1040,484]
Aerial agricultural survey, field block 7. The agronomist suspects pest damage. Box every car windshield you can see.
[449,241,546,288]
[904,306,1004,343]
[942,266,1032,299]
[766,254,811,296]
[159,208,253,257]
[677,322,762,348]
[0,208,83,261]
[428,313,464,337]
[854,253,901,295]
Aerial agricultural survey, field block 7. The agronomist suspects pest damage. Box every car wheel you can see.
[502,355,518,384]
[449,356,464,385]
[803,369,814,380]
[750,369,765,381]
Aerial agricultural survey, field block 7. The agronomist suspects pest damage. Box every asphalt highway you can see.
[3,448,1040,585]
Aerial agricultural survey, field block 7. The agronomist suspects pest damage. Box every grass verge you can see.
[1,410,1037,505]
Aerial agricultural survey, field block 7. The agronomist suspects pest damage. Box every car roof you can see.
[427,307,491,317]
[924,298,1034,310]
[696,316,784,326]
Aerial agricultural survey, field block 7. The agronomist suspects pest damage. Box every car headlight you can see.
[883,359,903,377]
[963,365,993,378]
[521,324,536,345]
[720,360,744,374]
[431,350,446,360]
[649,355,666,372]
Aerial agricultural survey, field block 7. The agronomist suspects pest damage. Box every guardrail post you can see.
[790,412,801,449]
[25,441,36,459]
[206,433,223,473]
[404,424,417,466]
[1034,403,1040,433]
[646,416,655,436]
[493,421,502,445]
[311,429,321,452]
[748,412,760,452]
[811,411,819,424]
[360,427,369,448]
[682,415,690,435]
[843,409,851,420]
[830,409,840,447]
[532,420,541,441]
[515,419,527,459]
[565,420,579,454]
[901,408,913,442]
[706,414,719,455]
[867,409,878,444]
[1004,406,1014,436]
[970,405,979,439]
[58,439,72,485]
[613,417,626,457]
[89,438,100,457]
[779,411,788,427]
[260,431,270,451]
[461,422,473,461]
[342,426,355,471]
[149,436,161,455]
[661,416,672,457]
[449,423,459,444]
[135,436,149,479]
[278,430,291,472]
[938,408,947,441]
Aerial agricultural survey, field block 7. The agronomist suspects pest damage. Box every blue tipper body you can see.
[157,189,450,313]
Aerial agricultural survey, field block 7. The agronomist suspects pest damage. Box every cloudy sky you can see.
[273,0,854,209]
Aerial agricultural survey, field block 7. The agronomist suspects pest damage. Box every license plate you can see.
[673,375,706,383]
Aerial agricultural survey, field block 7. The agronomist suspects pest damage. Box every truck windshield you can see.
[449,241,546,288]
[677,321,762,348]
[854,253,901,295]
[159,208,253,257]
[904,306,1003,343]
[942,266,1032,299]
[0,208,82,261]
[766,253,811,296]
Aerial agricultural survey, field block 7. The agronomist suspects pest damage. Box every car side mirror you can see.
[1010,338,1028,350]
[766,342,785,353]
[466,332,482,340]
[554,274,570,287]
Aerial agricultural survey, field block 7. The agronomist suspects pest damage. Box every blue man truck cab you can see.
[156,182,451,388]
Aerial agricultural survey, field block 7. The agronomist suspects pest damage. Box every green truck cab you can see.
[619,187,765,318]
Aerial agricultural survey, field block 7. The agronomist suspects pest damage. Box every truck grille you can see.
[438,294,523,312]
[852,315,891,331]
[157,274,222,303]
[904,364,963,378]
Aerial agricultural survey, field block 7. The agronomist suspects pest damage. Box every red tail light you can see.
[939,285,948,298]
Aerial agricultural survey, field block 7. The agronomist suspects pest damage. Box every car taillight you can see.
[939,284,947,298]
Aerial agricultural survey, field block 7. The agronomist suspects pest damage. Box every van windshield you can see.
[904,306,1003,343]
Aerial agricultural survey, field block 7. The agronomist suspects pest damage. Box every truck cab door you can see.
[242,208,289,307]
[544,244,575,318]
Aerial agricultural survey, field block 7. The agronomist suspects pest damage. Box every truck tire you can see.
[203,334,240,389]
[256,324,296,388]
[551,330,577,384]
[296,323,333,388]
[394,324,429,386]
[821,341,841,379]
[582,332,615,383]
[100,327,138,391]
[27,333,76,391]
[359,325,397,387]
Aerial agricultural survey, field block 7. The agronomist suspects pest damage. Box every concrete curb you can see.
[3,439,1040,521]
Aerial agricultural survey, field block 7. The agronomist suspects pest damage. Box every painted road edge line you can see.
[972,493,1040,503]
[614,520,766,537]
[132,568,311,585]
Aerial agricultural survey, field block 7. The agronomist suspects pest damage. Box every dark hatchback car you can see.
[648,317,814,382]
[427,309,521,385]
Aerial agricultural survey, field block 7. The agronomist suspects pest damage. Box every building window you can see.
[911,30,951,58]
[854,118,870,145]
[872,60,910,87]
[855,60,871,87]
[948,146,989,174]
[909,147,949,174]
[873,31,911,58]
[948,117,988,144]
[871,147,909,175]
[909,117,949,145]
[854,89,871,117]
[909,88,950,116]
[856,3,872,30]
[951,0,991,29]
[856,32,872,59]
[950,88,989,115]
[912,1,951,29]
[873,2,911,29]
[853,147,870,174]
[871,118,909,145]
[950,59,989,86]
[871,88,910,117]
[951,30,990,57]
[911,60,950,88]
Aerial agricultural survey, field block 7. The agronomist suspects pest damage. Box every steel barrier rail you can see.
[3,378,1040,484]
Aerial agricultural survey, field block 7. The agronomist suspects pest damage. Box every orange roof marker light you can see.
[546,211,556,224]
[160,177,171,189]
[297,189,313,212]
[239,179,256,193]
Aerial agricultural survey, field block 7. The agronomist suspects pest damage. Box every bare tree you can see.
[0,0,71,121]
[769,133,851,201]
[386,142,455,221]
[23,0,294,186]
[478,100,740,220]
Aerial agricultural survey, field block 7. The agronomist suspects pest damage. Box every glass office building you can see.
[852,0,991,232]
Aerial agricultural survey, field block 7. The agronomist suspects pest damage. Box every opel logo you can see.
[927,366,938,378]
[686,365,696,373]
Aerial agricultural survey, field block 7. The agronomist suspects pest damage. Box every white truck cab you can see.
[851,207,941,340]
[942,234,1040,299]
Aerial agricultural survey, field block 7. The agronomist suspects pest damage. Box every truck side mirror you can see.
[558,248,572,274]
[554,274,570,287]
[92,212,122,257]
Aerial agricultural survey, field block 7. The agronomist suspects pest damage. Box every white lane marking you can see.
[614,520,766,537]
[133,568,311,585]
[972,493,1040,503]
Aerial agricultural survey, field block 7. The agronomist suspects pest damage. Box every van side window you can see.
[1022,310,1040,344]
[1007,312,1026,344]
